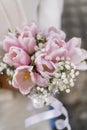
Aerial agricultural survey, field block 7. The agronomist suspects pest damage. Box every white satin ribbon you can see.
[25,97,71,130]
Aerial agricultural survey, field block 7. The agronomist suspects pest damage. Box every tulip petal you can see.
[67,37,81,48]
[77,62,87,70]
[34,73,48,87]
[12,66,35,95]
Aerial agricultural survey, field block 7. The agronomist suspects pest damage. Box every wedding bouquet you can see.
[0,22,87,106]
[0,22,87,129]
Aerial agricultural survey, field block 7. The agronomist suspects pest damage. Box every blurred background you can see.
[0,0,87,130]
[60,0,87,130]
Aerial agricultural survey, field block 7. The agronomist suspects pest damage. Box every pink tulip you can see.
[3,46,30,67]
[76,62,87,70]
[12,66,35,95]
[66,37,81,49]
[28,22,39,36]
[18,30,36,54]
[44,27,66,40]
[16,22,38,37]
[66,37,87,70]
[35,54,57,78]
[45,37,65,51]
[43,28,66,63]
[44,38,66,62]
[3,33,20,52]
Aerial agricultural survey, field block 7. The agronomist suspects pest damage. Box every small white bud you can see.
[61,73,66,79]
[71,63,76,69]
[66,89,70,93]
[8,80,12,85]
[40,88,44,92]
[63,79,68,84]
[61,57,65,60]
[59,86,64,91]
[71,74,75,78]
[6,68,11,76]
[60,66,64,70]
[55,73,61,78]
[58,62,64,66]
[52,81,56,85]
[70,78,73,83]
[43,90,47,94]
[37,34,41,39]
[31,55,35,61]
[37,87,40,90]
[65,64,70,70]
[45,56,52,60]
[0,67,4,72]
[75,71,79,76]
[56,57,60,61]
[71,69,75,74]
[70,82,74,87]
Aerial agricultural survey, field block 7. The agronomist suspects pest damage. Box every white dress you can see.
[0,0,64,38]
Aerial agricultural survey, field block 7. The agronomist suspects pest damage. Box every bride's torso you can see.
[0,0,40,38]
[0,0,64,37]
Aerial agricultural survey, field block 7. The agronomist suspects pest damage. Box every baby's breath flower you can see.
[51,58,80,93]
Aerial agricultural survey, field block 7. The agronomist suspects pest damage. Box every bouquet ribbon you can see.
[25,97,71,130]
